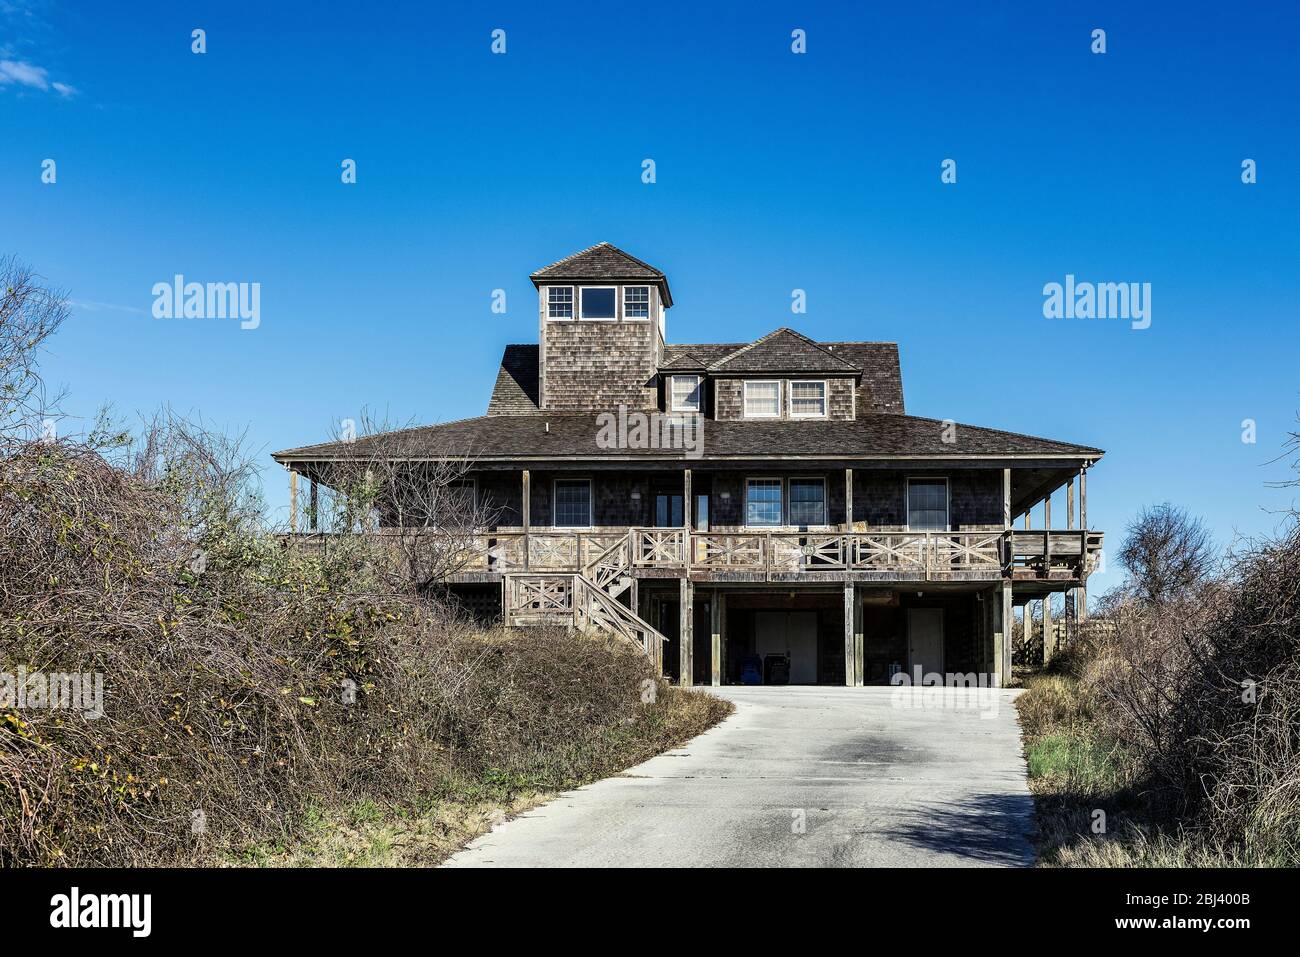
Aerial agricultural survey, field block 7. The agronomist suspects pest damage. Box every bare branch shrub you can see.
[1116,503,1217,604]
[294,409,502,595]
[0,422,719,866]
[0,256,69,441]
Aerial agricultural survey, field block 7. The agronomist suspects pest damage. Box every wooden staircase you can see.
[503,534,666,663]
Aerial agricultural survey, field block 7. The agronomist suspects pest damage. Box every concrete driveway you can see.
[443,685,1035,868]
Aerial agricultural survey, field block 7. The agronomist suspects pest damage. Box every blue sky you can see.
[3,0,1299,596]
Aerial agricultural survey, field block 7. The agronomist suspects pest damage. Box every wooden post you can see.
[1023,512,1030,530]
[1003,468,1013,573]
[1078,466,1088,625]
[843,582,856,687]
[1002,582,1013,684]
[710,589,723,687]
[853,589,865,686]
[679,577,693,687]
[1079,467,1087,530]
[1066,480,1075,530]
[309,479,319,531]
[1044,593,1055,661]
[289,468,298,533]
[1023,602,1035,664]
[521,469,530,569]
[1044,495,1051,529]
[844,467,854,530]
[683,468,692,530]
[992,583,1010,687]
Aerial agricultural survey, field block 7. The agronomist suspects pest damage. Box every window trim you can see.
[545,285,574,322]
[670,374,703,412]
[905,476,951,532]
[743,476,784,528]
[743,379,782,419]
[789,379,828,419]
[623,285,651,321]
[786,475,827,527]
[553,478,593,529]
[578,285,618,322]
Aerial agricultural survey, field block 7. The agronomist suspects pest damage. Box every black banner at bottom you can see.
[0,866,1275,942]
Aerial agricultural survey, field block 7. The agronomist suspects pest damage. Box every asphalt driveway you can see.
[442,685,1035,868]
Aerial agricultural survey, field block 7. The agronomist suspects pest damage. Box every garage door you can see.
[755,611,818,684]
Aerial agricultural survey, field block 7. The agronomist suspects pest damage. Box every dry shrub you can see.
[0,436,724,866]
[1071,527,1300,862]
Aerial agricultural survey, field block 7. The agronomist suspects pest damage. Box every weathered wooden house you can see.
[274,243,1103,687]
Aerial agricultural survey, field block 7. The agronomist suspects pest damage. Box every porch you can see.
[441,526,1102,583]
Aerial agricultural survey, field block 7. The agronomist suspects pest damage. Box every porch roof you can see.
[272,411,1104,467]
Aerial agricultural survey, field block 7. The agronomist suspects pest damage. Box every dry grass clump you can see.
[0,435,729,866]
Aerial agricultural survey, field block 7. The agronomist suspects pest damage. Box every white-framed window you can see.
[790,380,827,418]
[907,478,949,531]
[553,479,592,528]
[547,286,573,320]
[745,478,783,527]
[670,374,702,412]
[787,477,826,526]
[624,285,650,319]
[579,286,617,320]
[743,379,781,418]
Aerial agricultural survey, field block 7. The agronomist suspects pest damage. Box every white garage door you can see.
[755,611,819,684]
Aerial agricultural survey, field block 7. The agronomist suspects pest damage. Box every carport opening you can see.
[723,595,846,685]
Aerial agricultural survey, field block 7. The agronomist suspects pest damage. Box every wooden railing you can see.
[502,571,666,660]
[286,527,1102,581]
[1009,530,1104,579]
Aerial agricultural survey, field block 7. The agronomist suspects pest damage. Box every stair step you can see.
[606,576,632,598]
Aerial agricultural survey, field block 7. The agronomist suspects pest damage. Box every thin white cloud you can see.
[70,299,146,316]
[0,57,74,96]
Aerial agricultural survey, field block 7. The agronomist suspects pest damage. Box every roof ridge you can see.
[529,241,664,279]
[529,241,609,276]
[707,327,859,372]
[706,327,787,369]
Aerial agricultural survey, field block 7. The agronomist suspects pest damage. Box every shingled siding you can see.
[539,285,662,412]
[854,469,1003,530]
[713,377,856,421]
[525,472,654,528]
[476,472,522,528]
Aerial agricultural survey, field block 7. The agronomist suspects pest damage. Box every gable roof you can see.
[659,351,710,371]
[707,328,862,375]
[530,242,673,306]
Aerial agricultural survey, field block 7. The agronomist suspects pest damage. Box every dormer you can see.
[531,243,671,411]
[698,329,863,422]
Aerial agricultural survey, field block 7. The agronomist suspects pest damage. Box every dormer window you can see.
[743,380,781,418]
[624,286,650,319]
[670,375,702,412]
[790,380,827,418]
[547,286,573,320]
[579,286,617,320]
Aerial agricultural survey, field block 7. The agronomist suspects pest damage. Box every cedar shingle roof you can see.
[274,412,1103,463]
[486,344,540,414]
[707,328,862,375]
[530,242,673,306]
